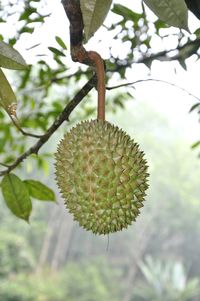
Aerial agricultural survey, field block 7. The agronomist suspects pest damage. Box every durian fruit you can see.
[55,119,149,235]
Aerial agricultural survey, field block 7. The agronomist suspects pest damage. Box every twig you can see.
[9,115,43,138]
[106,78,200,103]
[0,76,96,177]
[0,163,10,168]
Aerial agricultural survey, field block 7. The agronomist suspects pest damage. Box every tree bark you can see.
[61,0,84,48]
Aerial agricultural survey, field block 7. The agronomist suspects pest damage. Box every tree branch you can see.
[61,0,83,48]
[0,76,96,177]
[108,38,200,73]
[61,0,86,63]
[9,115,43,138]
[107,78,200,103]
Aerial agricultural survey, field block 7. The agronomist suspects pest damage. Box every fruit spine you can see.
[55,119,149,235]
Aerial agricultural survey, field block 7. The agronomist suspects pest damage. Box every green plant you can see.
[0,230,35,278]
[0,259,121,301]
[133,257,200,301]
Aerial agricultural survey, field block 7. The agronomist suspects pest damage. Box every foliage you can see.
[61,259,121,301]
[0,273,61,301]
[133,257,200,301]
[1,173,55,221]
[80,0,113,42]
[0,259,121,301]
[0,230,35,278]
[143,0,188,30]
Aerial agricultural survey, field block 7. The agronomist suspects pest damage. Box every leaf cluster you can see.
[1,174,55,221]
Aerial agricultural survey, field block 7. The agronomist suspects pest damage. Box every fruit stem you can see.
[88,51,105,121]
[70,48,106,121]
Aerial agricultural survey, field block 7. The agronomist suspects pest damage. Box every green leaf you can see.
[24,179,56,202]
[19,26,34,34]
[191,141,200,149]
[48,47,65,57]
[19,7,37,21]
[143,0,188,30]
[194,28,200,38]
[0,68,17,116]
[112,4,141,22]
[80,0,113,42]
[55,36,67,50]
[178,58,187,70]
[1,173,32,221]
[0,41,27,70]
[189,102,200,113]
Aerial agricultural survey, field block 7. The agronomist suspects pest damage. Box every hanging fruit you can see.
[56,0,149,234]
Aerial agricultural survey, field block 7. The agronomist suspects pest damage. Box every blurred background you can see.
[0,0,200,300]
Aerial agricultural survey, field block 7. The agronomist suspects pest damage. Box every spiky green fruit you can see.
[55,120,149,235]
